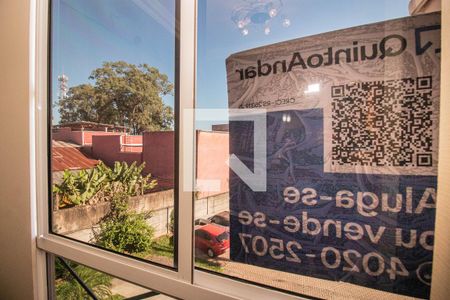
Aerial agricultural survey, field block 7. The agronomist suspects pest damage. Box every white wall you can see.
[409,0,441,15]
[0,0,37,299]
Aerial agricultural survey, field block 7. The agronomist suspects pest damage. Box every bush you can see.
[168,209,175,245]
[93,190,155,254]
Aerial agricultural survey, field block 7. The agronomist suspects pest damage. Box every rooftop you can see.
[53,121,129,132]
[52,140,98,172]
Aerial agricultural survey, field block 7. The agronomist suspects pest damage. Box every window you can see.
[194,0,441,299]
[49,0,177,268]
[30,0,449,300]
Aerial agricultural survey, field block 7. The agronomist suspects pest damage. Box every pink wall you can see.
[91,135,121,166]
[122,135,143,152]
[116,152,143,166]
[53,128,121,146]
[122,135,143,144]
[83,131,122,145]
[142,132,174,183]
[90,131,229,196]
[52,128,83,145]
[196,131,229,198]
[92,135,142,167]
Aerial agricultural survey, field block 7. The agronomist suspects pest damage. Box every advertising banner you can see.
[226,13,440,299]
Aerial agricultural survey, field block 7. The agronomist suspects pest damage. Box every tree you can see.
[58,61,174,133]
[58,84,98,123]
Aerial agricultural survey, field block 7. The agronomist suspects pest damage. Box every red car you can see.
[195,223,230,258]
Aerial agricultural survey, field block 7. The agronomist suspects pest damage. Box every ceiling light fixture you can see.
[231,0,291,37]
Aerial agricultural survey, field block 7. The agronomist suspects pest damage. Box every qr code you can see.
[331,77,433,167]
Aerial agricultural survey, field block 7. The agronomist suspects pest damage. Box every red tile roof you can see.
[52,141,98,172]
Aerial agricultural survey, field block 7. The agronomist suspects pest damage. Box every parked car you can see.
[195,223,230,258]
[208,211,230,228]
[194,218,210,226]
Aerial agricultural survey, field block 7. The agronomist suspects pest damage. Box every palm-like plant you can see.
[53,161,157,208]
[98,161,157,196]
[53,168,107,207]
[55,263,123,300]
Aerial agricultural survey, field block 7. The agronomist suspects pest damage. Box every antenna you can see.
[58,74,69,99]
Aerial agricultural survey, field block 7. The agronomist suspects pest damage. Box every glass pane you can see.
[195,0,441,299]
[52,256,175,299]
[50,0,176,267]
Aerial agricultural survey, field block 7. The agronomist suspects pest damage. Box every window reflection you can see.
[195,1,441,299]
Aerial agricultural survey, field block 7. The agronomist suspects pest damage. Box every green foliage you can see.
[150,235,174,258]
[168,209,175,236]
[93,191,155,254]
[98,161,156,196]
[53,161,157,208]
[58,61,174,134]
[53,168,108,206]
[58,84,97,123]
[167,209,175,245]
[55,260,123,300]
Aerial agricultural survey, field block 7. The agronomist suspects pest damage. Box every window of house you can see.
[37,0,443,299]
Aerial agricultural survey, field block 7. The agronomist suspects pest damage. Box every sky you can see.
[52,0,410,128]
[51,0,176,122]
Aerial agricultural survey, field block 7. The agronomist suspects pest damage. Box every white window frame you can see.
[30,0,450,299]
[32,0,304,299]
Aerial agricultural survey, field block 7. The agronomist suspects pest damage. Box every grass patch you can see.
[195,257,223,272]
[150,235,174,258]
[150,235,223,272]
